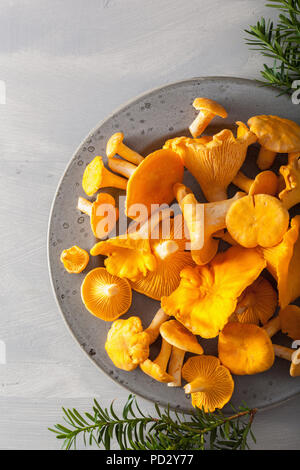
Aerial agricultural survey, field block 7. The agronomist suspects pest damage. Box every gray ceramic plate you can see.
[48,77,300,413]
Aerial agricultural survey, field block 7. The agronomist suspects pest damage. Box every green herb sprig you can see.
[245,0,300,94]
[49,395,257,450]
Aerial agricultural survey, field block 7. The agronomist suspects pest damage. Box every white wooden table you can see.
[0,0,299,449]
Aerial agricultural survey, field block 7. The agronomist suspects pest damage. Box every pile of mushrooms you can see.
[60,97,300,413]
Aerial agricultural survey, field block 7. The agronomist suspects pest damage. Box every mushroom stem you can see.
[108,157,137,178]
[184,377,206,394]
[288,152,300,164]
[77,197,92,216]
[104,283,119,297]
[101,166,128,190]
[232,171,253,193]
[153,338,172,369]
[145,308,169,344]
[262,316,281,338]
[189,110,214,138]
[167,347,185,387]
[115,142,144,165]
[273,344,293,361]
[174,183,192,204]
[257,147,277,170]
[155,240,179,260]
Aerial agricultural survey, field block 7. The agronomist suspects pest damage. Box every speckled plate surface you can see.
[48,77,300,413]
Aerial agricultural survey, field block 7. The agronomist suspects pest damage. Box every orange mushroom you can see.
[60,245,89,273]
[77,193,119,239]
[140,338,174,383]
[279,156,300,209]
[82,156,127,196]
[247,115,300,170]
[161,246,266,338]
[279,305,300,340]
[218,322,275,375]
[189,98,228,138]
[261,215,300,308]
[106,132,144,165]
[226,194,289,248]
[174,182,245,265]
[164,123,257,201]
[272,344,300,377]
[182,356,234,412]
[160,320,204,387]
[81,267,132,321]
[232,170,278,196]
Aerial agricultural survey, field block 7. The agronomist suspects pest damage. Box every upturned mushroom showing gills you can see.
[261,215,300,308]
[189,97,228,138]
[182,356,234,412]
[82,156,127,196]
[140,338,174,383]
[226,194,289,248]
[60,245,89,274]
[273,344,300,377]
[161,246,266,338]
[231,277,277,325]
[160,320,204,387]
[77,193,119,239]
[105,308,169,371]
[174,182,245,265]
[164,123,257,201]
[218,323,275,375]
[81,267,132,321]
[279,156,300,209]
[247,115,300,170]
[279,305,300,340]
[106,132,144,165]
[232,170,278,196]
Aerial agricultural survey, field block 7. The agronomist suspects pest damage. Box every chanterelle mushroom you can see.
[279,305,300,340]
[174,182,245,265]
[81,267,132,321]
[161,246,266,338]
[140,338,174,383]
[106,132,144,165]
[279,156,300,209]
[77,193,119,239]
[247,115,300,170]
[226,194,289,248]
[60,245,89,274]
[82,156,127,196]
[189,98,228,138]
[160,320,203,387]
[218,322,275,375]
[182,356,234,412]
[232,170,278,196]
[273,344,300,377]
[164,123,257,201]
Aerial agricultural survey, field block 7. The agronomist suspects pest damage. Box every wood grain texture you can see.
[0,0,299,449]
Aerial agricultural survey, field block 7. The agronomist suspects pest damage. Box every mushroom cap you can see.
[90,236,157,282]
[192,98,228,118]
[130,215,195,300]
[90,193,118,239]
[82,156,105,196]
[290,349,300,377]
[249,170,278,196]
[60,245,89,273]
[160,320,204,354]
[81,267,132,320]
[161,246,266,338]
[247,115,300,153]
[182,355,234,412]
[140,358,174,383]
[106,132,124,158]
[280,305,300,340]
[105,316,150,371]
[233,277,277,325]
[279,157,300,209]
[125,149,184,219]
[164,124,257,202]
[218,322,275,375]
[226,194,289,248]
[261,215,300,308]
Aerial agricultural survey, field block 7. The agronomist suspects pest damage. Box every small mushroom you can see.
[161,246,266,338]
[81,267,132,321]
[279,305,300,340]
[232,170,278,196]
[226,194,289,248]
[189,98,228,138]
[160,320,204,387]
[272,344,300,377]
[60,245,89,273]
[261,215,300,308]
[82,156,127,196]
[182,356,234,412]
[247,115,300,170]
[174,182,245,265]
[140,338,174,383]
[279,156,300,209]
[77,193,119,239]
[218,322,275,375]
[165,123,257,201]
[106,132,144,165]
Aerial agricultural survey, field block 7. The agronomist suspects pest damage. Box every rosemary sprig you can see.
[245,0,300,94]
[49,394,257,450]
